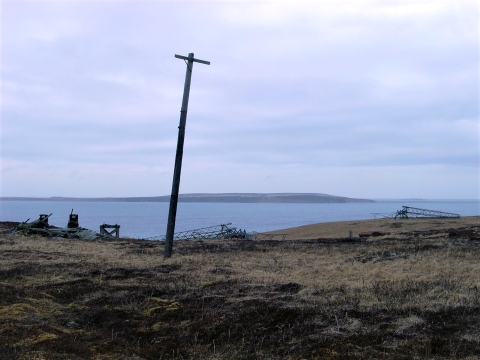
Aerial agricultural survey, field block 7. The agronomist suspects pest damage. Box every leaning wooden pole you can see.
[164,53,210,259]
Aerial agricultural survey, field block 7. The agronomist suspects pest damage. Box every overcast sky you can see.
[1,0,478,199]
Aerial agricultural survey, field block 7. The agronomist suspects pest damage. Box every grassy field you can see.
[1,217,479,359]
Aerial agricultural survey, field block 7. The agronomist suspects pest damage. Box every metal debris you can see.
[13,213,115,240]
[371,212,395,219]
[146,223,252,241]
[100,224,120,238]
[251,232,287,240]
[67,209,79,228]
[394,206,460,219]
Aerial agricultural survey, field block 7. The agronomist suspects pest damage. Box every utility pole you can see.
[164,53,210,259]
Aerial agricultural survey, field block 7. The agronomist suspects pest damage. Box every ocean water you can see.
[0,200,478,239]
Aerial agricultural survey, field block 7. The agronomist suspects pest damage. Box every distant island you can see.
[1,193,374,203]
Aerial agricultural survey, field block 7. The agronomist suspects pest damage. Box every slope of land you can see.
[1,218,479,359]
[0,193,374,203]
[269,216,480,239]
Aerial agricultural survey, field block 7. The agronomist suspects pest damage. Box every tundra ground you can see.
[1,218,479,359]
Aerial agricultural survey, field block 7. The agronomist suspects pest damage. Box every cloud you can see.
[1,0,478,198]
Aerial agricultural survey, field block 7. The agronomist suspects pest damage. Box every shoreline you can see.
[2,216,479,240]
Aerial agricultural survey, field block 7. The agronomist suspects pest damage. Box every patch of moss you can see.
[142,298,181,316]
[0,303,37,320]
[152,321,169,330]
[66,302,88,311]
[14,333,58,347]
[0,298,64,322]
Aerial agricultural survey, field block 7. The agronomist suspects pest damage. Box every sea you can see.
[0,200,478,239]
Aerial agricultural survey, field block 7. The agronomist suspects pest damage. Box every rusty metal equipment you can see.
[394,206,460,219]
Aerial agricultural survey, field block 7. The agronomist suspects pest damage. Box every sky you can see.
[1,0,479,199]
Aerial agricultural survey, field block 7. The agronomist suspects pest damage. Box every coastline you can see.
[2,215,479,240]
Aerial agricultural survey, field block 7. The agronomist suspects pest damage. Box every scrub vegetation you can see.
[0,217,479,359]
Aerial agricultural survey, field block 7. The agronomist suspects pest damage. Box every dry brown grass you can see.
[1,218,480,359]
[270,216,480,239]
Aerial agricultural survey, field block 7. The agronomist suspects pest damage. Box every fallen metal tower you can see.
[394,206,460,219]
[147,223,252,241]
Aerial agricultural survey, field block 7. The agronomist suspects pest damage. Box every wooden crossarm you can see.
[175,54,210,65]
